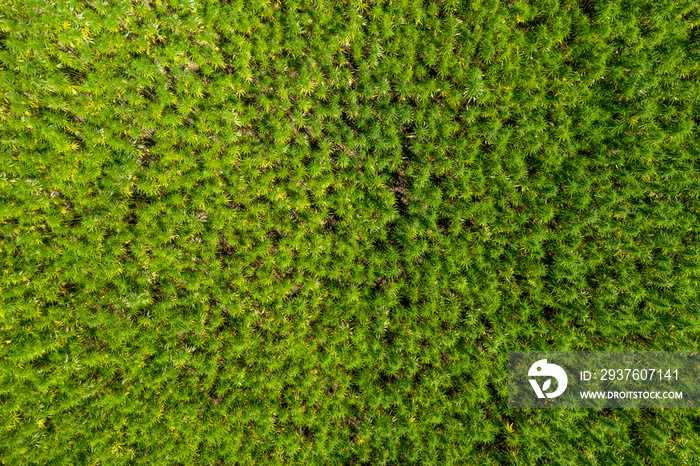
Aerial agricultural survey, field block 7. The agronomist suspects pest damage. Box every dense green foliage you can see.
[1,0,699,463]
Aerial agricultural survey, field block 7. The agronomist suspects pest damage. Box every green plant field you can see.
[1,0,699,464]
